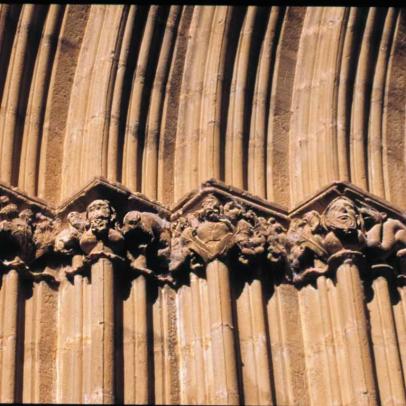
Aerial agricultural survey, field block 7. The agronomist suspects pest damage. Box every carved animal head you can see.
[122,211,142,234]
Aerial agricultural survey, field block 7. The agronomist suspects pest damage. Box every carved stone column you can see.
[171,194,240,405]
[232,211,284,406]
[0,268,19,403]
[0,197,33,403]
[121,209,171,404]
[333,254,378,405]
[366,265,406,405]
[206,259,239,404]
[363,215,406,404]
[288,197,379,405]
[57,199,125,404]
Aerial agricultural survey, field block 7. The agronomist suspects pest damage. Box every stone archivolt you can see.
[1,177,405,287]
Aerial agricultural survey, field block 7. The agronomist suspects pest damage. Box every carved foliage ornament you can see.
[0,194,57,282]
[287,196,406,284]
[3,181,406,286]
[55,199,173,283]
[170,194,287,272]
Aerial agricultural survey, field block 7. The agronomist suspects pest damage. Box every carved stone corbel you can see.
[54,210,88,277]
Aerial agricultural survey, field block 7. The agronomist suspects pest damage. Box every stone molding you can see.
[1,177,405,286]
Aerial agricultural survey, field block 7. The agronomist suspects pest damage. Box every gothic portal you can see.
[0,5,405,405]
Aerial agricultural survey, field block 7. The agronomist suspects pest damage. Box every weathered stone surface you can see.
[0,5,405,405]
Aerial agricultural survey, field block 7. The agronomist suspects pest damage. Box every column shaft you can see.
[0,270,19,403]
[91,258,115,403]
[206,259,239,405]
[336,259,378,405]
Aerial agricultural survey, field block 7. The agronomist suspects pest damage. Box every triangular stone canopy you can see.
[56,177,171,222]
[290,181,405,221]
[171,178,289,226]
[0,181,53,217]
[1,178,405,224]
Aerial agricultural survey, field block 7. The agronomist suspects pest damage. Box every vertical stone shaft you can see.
[0,270,19,403]
[91,258,115,404]
[368,273,406,405]
[177,285,195,404]
[206,259,239,405]
[190,273,207,404]
[236,278,273,405]
[72,273,84,404]
[393,285,406,388]
[336,259,378,405]
[123,274,149,403]
[132,275,148,404]
[153,285,180,405]
[298,279,342,405]
[316,277,342,404]
[267,283,309,405]
[326,277,354,404]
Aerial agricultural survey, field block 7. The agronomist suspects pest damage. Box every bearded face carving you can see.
[321,197,366,256]
[78,200,124,257]
[184,195,234,265]
[197,194,223,223]
[87,199,115,237]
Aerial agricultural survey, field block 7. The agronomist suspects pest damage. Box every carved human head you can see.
[245,209,259,224]
[322,197,359,232]
[67,211,85,231]
[199,194,221,221]
[86,199,116,234]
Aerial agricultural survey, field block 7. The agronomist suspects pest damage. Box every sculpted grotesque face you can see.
[87,199,114,234]
[324,197,358,232]
[199,194,221,222]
